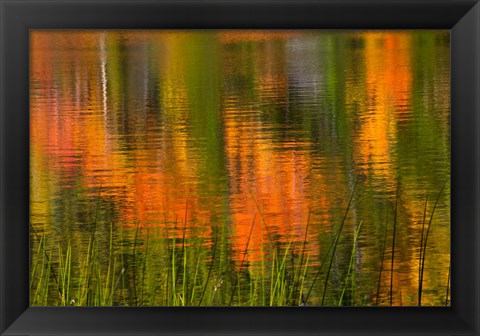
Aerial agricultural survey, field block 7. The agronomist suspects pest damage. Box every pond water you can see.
[30,30,450,306]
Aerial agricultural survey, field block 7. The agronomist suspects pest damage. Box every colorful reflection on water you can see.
[30,30,450,306]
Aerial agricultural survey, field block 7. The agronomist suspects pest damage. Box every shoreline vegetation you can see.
[30,183,450,307]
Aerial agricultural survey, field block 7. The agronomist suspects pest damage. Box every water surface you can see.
[30,30,450,306]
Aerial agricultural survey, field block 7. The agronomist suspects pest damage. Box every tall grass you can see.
[30,183,449,306]
[390,185,399,306]
[418,181,448,306]
[375,207,388,306]
[30,215,347,306]
[321,181,357,305]
[338,220,363,306]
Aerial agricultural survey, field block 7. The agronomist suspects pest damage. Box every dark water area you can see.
[30,30,450,306]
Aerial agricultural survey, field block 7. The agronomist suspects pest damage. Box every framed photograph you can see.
[1,0,479,335]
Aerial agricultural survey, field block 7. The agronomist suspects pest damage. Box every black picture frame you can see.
[1,0,479,335]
